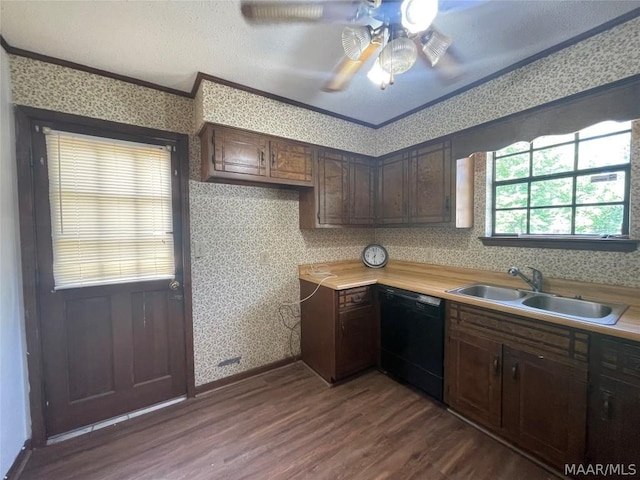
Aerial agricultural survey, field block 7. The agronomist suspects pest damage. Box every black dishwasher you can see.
[379,286,445,401]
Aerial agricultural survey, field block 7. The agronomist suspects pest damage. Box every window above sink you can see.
[480,119,639,252]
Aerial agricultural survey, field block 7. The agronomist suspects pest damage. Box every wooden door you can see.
[213,126,267,177]
[446,329,503,429]
[349,156,376,225]
[269,139,313,183]
[408,142,452,223]
[317,149,350,225]
[377,152,408,224]
[502,346,587,468]
[587,375,640,469]
[336,305,376,380]
[31,123,187,437]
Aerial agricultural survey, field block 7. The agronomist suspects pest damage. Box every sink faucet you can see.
[508,266,543,292]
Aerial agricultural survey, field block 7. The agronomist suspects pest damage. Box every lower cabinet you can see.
[445,302,589,470]
[300,280,377,383]
[587,336,640,472]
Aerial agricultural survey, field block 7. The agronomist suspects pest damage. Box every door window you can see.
[45,129,174,289]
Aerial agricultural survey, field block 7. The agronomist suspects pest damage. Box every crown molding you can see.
[2,6,639,129]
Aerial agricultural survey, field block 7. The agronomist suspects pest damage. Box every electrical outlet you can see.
[259,251,269,265]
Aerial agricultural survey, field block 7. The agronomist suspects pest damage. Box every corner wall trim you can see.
[194,357,300,396]
[4,440,32,480]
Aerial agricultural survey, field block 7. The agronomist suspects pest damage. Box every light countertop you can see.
[299,260,640,343]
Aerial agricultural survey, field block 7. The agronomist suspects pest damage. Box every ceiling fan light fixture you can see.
[341,26,373,61]
[421,29,452,66]
[367,57,392,88]
[401,0,438,34]
[379,36,417,75]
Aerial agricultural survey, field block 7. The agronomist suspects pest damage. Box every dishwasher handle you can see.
[380,289,441,307]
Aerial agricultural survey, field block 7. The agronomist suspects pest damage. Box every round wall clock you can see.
[362,244,389,269]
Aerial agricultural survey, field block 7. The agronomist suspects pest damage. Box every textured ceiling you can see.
[1,1,638,125]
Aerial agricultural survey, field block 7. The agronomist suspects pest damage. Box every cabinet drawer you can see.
[338,286,373,311]
[449,302,589,365]
[599,338,640,384]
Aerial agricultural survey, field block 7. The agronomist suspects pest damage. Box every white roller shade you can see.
[45,129,175,289]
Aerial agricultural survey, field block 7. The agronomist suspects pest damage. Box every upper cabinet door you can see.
[408,141,452,224]
[316,149,350,225]
[377,152,409,224]
[269,139,313,184]
[349,156,376,225]
[212,126,267,177]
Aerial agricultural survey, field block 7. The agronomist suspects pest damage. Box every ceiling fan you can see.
[240,0,471,92]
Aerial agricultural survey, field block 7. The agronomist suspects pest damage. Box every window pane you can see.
[495,183,528,209]
[532,144,574,176]
[530,207,572,234]
[575,205,624,235]
[495,153,529,181]
[46,130,175,289]
[495,209,527,234]
[578,132,630,170]
[530,178,573,207]
[579,120,631,140]
[495,141,529,157]
[576,171,626,204]
[532,132,574,149]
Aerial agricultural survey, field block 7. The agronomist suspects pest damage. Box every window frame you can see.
[490,125,632,239]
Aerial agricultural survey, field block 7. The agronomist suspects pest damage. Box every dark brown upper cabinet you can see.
[200,123,314,187]
[299,148,376,228]
[377,141,455,226]
[349,155,376,226]
[377,151,409,225]
[268,139,313,183]
[408,142,452,224]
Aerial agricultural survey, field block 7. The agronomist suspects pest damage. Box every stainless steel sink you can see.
[447,283,627,325]
[520,295,626,325]
[453,284,527,302]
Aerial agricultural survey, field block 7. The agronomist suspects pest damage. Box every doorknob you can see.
[169,280,181,290]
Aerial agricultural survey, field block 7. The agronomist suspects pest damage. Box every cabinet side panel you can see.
[300,280,336,382]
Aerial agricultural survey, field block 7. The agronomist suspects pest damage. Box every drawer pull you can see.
[511,362,519,380]
[493,356,500,374]
[602,393,613,420]
[352,294,363,304]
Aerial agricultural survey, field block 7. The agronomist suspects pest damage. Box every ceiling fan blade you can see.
[241,1,363,24]
[322,34,382,92]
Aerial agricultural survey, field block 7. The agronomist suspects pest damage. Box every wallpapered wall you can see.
[8,15,640,389]
[375,16,640,156]
[198,80,376,156]
[9,56,374,387]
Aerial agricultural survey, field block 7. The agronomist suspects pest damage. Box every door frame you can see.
[14,106,195,447]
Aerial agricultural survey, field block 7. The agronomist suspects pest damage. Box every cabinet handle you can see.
[271,151,276,168]
[340,318,345,333]
[511,362,518,380]
[211,134,216,165]
[602,393,612,420]
[260,150,265,166]
[352,294,363,304]
[445,196,450,211]
[492,356,500,374]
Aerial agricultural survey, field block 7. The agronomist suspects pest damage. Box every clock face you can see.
[362,244,388,268]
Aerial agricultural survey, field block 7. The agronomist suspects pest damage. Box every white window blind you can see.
[45,129,175,290]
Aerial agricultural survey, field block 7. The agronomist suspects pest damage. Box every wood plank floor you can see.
[22,363,556,480]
